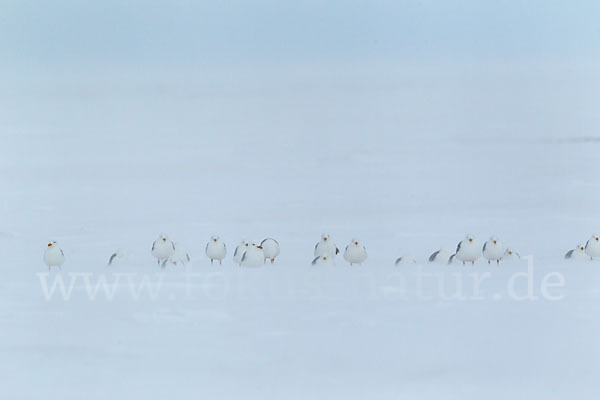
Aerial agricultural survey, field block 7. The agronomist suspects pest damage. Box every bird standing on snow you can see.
[395,255,416,265]
[261,238,280,263]
[455,234,481,265]
[314,234,340,258]
[206,236,226,264]
[44,241,64,270]
[344,239,367,265]
[565,244,587,260]
[482,236,504,264]
[312,255,333,265]
[241,243,264,267]
[503,248,520,260]
[151,234,175,267]
[428,248,452,264]
[585,234,600,260]
[108,249,128,266]
[233,240,250,266]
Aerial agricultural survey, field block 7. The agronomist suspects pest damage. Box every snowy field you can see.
[1,62,600,399]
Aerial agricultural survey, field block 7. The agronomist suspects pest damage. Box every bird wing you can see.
[456,241,462,254]
[234,246,240,257]
[395,257,402,265]
[565,249,574,259]
[448,255,455,265]
[585,240,590,250]
[205,242,209,253]
[152,241,156,251]
[429,251,439,262]
[336,247,340,255]
[482,242,487,252]
[312,256,319,265]
[60,249,64,256]
[241,252,247,262]
[171,242,176,251]
[186,253,190,262]
[261,238,278,246]
[108,253,116,265]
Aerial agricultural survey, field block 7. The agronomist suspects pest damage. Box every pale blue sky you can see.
[1,0,599,68]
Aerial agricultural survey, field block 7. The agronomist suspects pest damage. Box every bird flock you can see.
[42,233,600,270]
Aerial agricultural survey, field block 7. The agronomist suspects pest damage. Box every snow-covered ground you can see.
[1,62,600,399]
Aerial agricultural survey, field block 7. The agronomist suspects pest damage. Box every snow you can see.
[1,62,600,399]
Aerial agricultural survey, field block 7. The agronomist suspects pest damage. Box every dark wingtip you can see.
[428,251,438,262]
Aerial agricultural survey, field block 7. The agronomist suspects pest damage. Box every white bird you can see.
[151,234,175,267]
[585,234,600,260]
[344,238,367,265]
[482,236,504,264]
[261,238,280,263]
[503,248,521,260]
[428,248,452,264]
[44,241,64,270]
[565,244,588,260]
[455,234,481,265]
[314,234,340,258]
[241,243,264,267]
[233,240,250,266]
[311,255,333,265]
[108,249,128,266]
[395,255,417,265]
[169,243,190,266]
[206,236,227,264]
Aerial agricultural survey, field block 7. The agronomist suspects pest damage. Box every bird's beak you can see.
[596,237,599,241]
[213,238,217,242]
[354,241,358,245]
[257,246,263,249]
[323,237,328,241]
[47,243,52,247]
[509,251,512,255]
[493,240,497,244]
[469,238,472,242]
[162,238,166,242]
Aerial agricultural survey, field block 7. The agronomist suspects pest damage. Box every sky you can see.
[1,0,599,69]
